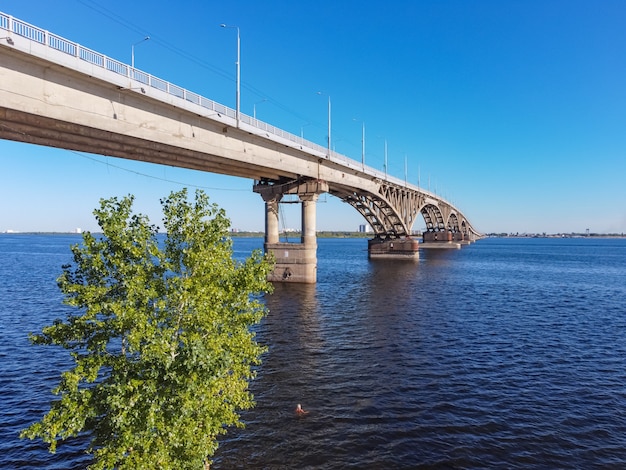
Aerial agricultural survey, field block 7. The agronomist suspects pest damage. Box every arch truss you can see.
[329,180,480,240]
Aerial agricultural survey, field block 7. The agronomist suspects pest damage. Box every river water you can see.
[1,235,625,469]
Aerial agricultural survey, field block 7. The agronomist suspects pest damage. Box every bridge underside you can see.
[0,108,478,281]
[0,108,290,182]
[251,176,479,280]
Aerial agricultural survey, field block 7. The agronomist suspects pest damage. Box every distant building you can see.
[358,224,372,233]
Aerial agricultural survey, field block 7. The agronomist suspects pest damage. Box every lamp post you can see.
[131,36,150,69]
[220,24,240,128]
[404,154,408,186]
[253,99,266,119]
[301,122,311,138]
[316,92,331,157]
[418,164,421,188]
[353,118,366,169]
[384,139,388,179]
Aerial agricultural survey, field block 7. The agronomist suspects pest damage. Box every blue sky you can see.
[1,0,625,234]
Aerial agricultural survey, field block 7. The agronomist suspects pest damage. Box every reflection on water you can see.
[214,237,626,469]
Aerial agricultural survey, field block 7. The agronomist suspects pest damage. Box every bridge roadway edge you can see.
[0,44,382,191]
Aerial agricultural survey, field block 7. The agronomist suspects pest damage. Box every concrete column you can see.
[300,194,319,247]
[264,196,280,245]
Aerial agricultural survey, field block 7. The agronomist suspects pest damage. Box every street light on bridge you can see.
[300,122,311,138]
[317,91,331,157]
[253,98,267,119]
[131,36,150,69]
[353,118,366,169]
[220,24,241,128]
[404,154,408,186]
[384,139,388,179]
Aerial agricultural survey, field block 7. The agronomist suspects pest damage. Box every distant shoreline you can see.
[485,233,626,239]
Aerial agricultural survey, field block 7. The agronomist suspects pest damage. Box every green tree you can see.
[21,189,273,469]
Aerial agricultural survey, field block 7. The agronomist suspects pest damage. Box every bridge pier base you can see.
[421,231,461,249]
[368,237,420,259]
[264,242,317,283]
[453,231,474,245]
[254,179,328,283]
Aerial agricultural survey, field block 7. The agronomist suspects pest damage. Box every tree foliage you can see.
[21,189,274,469]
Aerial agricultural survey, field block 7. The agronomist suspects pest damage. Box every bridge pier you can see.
[421,231,461,249]
[453,231,474,245]
[368,237,420,259]
[254,179,328,284]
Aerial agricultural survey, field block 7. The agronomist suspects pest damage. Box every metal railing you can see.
[0,11,440,197]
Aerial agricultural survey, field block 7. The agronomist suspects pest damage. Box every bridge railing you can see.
[0,11,444,201]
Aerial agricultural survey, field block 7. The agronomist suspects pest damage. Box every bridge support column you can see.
[254,179,328,284]
[368,237,420,259]
[301,196,317,247]
[265,193,319,283]
[264,195,281,245]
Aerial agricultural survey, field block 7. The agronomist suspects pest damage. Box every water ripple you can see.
[2,236,626,468]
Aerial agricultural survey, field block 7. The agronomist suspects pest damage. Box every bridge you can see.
[0,12,481,283]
